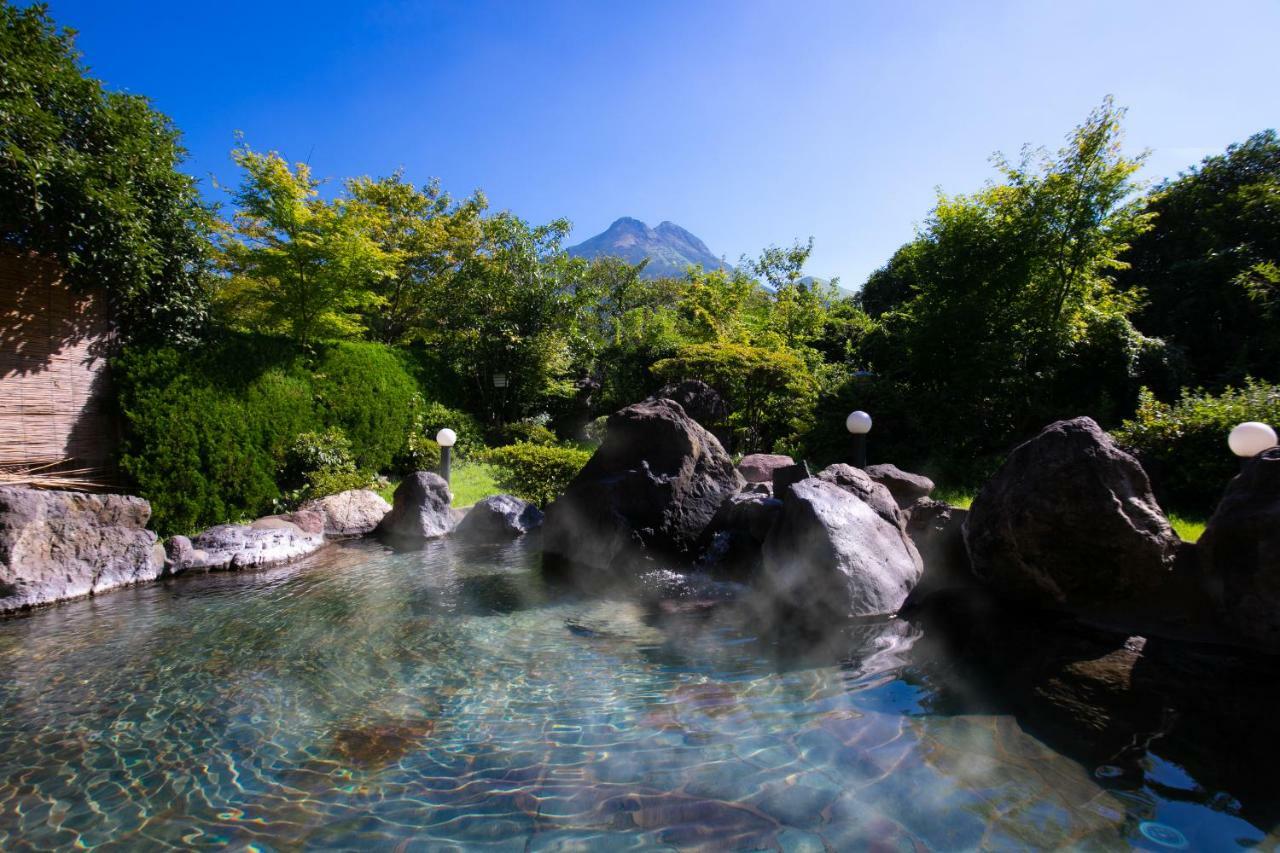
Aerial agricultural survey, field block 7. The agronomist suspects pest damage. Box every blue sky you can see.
[43,0,1280,286]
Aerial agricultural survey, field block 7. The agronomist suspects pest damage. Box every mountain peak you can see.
[567,218,729,279]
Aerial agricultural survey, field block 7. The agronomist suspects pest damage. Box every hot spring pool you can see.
[0,539,1271,850]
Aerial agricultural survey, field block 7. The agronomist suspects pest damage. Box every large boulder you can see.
[699,489,783,575]
[543,398,744,571]
[737,454,794,485]
[760,477,923,621]
[454,494,543,542]
[168,510,325,573]
[815,463,903,529]
[865,463,934,508]
[901,499,974,606]
[0,487,165,612]
[377,472,455,540]
[964,417,1182,619]
[1199,447,1280,652]
[302,489,391,538]
[652,380,728,435]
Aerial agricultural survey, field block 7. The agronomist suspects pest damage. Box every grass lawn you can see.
[376,462,503,508]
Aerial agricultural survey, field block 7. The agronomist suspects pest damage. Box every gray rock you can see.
[815,463,904,529]
[168,510,326,573]
[761,477,923,620]
[737,453,795,484]
[302,488,392,538]
[377,472,455,540]
[543,398,744,571]
[0,486,164,612]
[652,379,728,434]
[865,463,935,508]
[454,494,543,541]
[699,489,783,575]
[1199,447,1280,652]
[902,498,973,605]
[964,417,1181,618]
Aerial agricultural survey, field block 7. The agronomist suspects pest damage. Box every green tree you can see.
[345,171,487,344]
[1119,130,1280,389]
[0,2,215,344]
[217,144,392,345]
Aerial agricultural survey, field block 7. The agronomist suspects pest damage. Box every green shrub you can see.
[489,419,559,447]
[299,467,375,502]
[282,428,354,489]
[313,342,419,471]
[1113,380,1280,514]
[478,443,592,506]
[417,401,485,459]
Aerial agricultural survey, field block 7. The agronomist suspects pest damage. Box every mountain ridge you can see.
[566,217,732,280]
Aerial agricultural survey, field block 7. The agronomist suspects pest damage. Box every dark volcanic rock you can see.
[902,498,973,605]
[865,463,934,508]
[454,494,543,542]
[1199,447,1280,652]
[699,489,783,575]
[964,417,1182,619]
[543,398,744,571]
[377,472,455,540]
[653,380,728,435]
[737,454,795,485]
[0,487,164,612]
[761,478,923,620]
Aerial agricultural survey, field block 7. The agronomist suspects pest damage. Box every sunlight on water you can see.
[0,539,1269,850]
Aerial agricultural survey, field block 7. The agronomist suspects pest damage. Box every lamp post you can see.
[1228,421,1277,465]
[436,428,457,484]
[845,410,872,469]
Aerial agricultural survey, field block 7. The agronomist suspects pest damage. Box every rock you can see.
[168,510,326,573]
[377,472,455,540]
[652,379,728,434]
[302,489,392,538]
[771,461,812,496]
[902,499,973,606]
[815,463,903,529]
[865,463,934,508]
[1199,447,1280,652]
[760,477,923,621]
[0,487,164,612]
[737,453,795,484]
[963,417,1182,619]
[543,398,744,571]
[699,490,783,575]
[453,494,543,541]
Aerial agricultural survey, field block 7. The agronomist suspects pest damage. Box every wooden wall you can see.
[0,251,119,477]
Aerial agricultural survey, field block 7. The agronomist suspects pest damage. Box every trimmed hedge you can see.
[478,443,591,507]
[1113,379,1280,514]
[115,335,423,534]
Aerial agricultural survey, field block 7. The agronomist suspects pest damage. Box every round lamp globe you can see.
[1228,421,1277,458]
[436,428,457,448]
[846,410,873,435]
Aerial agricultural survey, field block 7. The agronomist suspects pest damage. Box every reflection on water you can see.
[0,539,1271,850]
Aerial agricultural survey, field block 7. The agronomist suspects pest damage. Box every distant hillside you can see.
[567,217,732,279]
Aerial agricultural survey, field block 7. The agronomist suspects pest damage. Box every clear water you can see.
[0,539,1271,851]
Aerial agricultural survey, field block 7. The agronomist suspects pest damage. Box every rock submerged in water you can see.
[963,417,1182,619]
[302,488,391,538]
[0,486,165,612]
[168,510,326,573]
[1199,447,1280,652]
[543,398,744,571]
[760,477,923,620]
[454,494,543,541]
[377,472,456,540]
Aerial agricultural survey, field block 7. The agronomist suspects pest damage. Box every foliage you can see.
[216,143,392,344]
[849,98,1161,478]
[0,3,215,344]
[115,334,426,534]
[1119,130,1280,389]
[282,428,354,490]
[478,443,592,506]
[1113,379,1280,513]
[312,342,419,471]
[490,419,560,447]
[653,342,817,452]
